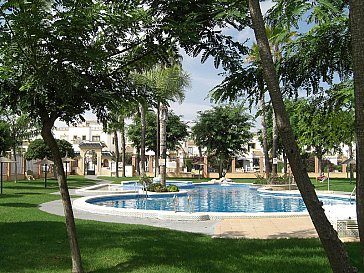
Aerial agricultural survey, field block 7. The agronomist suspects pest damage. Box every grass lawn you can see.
[311,178,356,193]
[0,176,361,272]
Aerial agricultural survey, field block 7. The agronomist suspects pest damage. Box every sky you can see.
[170,1,276,125]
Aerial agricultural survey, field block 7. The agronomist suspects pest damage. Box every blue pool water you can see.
[88,184,352,213]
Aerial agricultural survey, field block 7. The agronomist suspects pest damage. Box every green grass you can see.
[0,176,362,272]
[311,178,356,193]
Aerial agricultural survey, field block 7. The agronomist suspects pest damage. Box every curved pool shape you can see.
[87,184,352,213]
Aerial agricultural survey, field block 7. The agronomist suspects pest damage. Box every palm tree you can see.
[155,65,190,185]
[106,102,135,177]
[136,64,190,184]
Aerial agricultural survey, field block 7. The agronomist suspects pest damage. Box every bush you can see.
[167,184,179,192]
[147,183,180,192]
[147,183,167,192]
[254,174,269,185]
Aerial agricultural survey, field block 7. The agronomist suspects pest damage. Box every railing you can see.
[350,186,356,204]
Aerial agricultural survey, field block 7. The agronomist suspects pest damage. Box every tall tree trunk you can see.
[156,102,161,176]
[12,145,18,183]
[348,144,354,182]
[140,104,146,175]
[121,117,126,177]
[272,110,278,176]
[159,104,167,186]
[248,1,356,272]
[40,115,84,273]
[283,150,288,175]
[218,156,223,178]
[113,130,119,178]
[350,0,364,269]
[259,92,270,177]
[317,152,323,175]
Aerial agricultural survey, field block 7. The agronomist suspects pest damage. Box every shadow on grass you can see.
[0,202,38,208]
[77,224,333,273]
[0,220,362,273]
[0,194,21,198]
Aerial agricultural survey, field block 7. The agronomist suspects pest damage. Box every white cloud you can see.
[170,102,213,122]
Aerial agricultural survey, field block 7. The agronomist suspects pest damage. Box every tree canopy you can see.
[25,139,74,161]
[0,120,12,155]
[192,104,253,178]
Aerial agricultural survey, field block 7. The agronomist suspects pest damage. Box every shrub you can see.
[147,183,168,192]
[139,174,152,186]
[254,174,269,184]
[167,184,179,192]
[147,183,180,192]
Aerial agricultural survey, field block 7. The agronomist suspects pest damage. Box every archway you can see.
[84,150,97,175]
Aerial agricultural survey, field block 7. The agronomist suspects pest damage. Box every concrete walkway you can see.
[214,216,317,239]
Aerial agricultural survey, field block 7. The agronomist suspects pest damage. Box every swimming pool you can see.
[86,183,352,213]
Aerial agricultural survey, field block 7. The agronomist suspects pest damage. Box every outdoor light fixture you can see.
[62,152,75,179]
[37,156,54,188]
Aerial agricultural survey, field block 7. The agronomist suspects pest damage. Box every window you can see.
[82,135,86,141]
[92,135,100,142]
[188,147,193,155]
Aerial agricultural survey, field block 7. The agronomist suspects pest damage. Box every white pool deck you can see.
[41,179,358,240]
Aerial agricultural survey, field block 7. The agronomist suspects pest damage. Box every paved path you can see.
[214,216,317,239]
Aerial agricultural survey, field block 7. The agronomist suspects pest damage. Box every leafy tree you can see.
[285,97,354,174]
[191,104,253,178]
[0,1,176,271]
[0,120,12,155]
[0,109,40,181]
[25,139,74,161]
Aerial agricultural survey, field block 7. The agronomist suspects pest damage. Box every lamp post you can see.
[37,157,54,188]
[0,156,16,194]
[62,152,75,179]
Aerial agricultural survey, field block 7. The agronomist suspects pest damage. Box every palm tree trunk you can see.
[113,130,119,178]
[156,102,161,176]
[350,0,364,268]
[121,117,126,177]
[12,145,18,183]
[40,115,84,273]
[272,110,278,176]
[159,104,167,186]
[248,1,356,272]
[259,93,270,177]
[140,104,146,175]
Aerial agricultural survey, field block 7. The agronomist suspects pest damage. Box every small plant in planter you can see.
[146,183,179,192]
[139,174,152,189]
